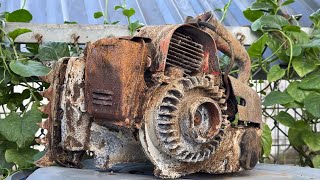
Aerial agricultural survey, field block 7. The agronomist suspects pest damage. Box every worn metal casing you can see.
[85,38,147,125]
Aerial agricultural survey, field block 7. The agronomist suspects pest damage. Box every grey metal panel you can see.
[135,0,166,25]
[0,0,319,26]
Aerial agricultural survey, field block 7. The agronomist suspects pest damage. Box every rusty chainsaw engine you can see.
[37,12,262,179]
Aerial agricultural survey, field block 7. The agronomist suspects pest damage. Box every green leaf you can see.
[266,34,289,62]
[301,39,320,48]
[288,128,305,147]
[7,28,32,41]
[285,45,301,57]
[251,2,274,11]
[274,111,296,128]
[302,131,320,152]
[263,91,294,106]
[288,120,311,147]
[283,25,301,32]
[122,8,135,18]
[304,92,320,118]
[286,81,311,103]
[243,8,264,22]
[282,101,304,108]
[281,0,295,6]
[6,9,32,22]
[32,150,46,162]
[0,104,42,147]
[129,20,143,32]
[114,5,124,10]
[26,43,39,55]
[292,55,316,77]
[267,65,285,82]
[9,59,51,77]
[299,71,320,90]
[64,21,77,24]
[38,42,70,61]
[5,148,38,168]
[261,124,272,157]
[111,21,120,25]
[312,155,320,168]
[310,9,320,29]
[93,11,103,19]
[0,139,15,174]
[251,15,290,31]
[247,33,267,59]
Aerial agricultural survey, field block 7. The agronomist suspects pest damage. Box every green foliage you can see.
[0,7,77,177]
[5,148,38,168]
[267,65,285,82]
[0,104,42,148]
[7,28,32,41]
[214,0,232,22]
[244,0,320,168]
[274,111,295,128]
[6,9,32,22]
[38,42,70,61]
[261,124,272,157]
[262,91,293,106]
[9,59,51,77]
[115,0,143,36]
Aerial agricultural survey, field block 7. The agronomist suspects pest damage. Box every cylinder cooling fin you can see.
[165,30,205,75]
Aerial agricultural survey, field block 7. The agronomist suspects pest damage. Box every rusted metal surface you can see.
[39,14,263,179]
[136,24,220,75]
[187,12,251,83]
[89,122,147,169]
[60,57,91,151]
[85,38,147,126]
[229,76,262,125]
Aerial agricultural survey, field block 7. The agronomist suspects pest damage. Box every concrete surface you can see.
[18,163,320,180]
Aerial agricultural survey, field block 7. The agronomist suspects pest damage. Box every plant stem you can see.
[104,0,108,23]
[274,30,293,77]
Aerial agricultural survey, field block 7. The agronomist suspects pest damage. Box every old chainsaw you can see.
[37,12,262,179]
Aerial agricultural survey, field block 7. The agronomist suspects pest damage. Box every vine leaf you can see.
[267,65,285,82]
[243,8,264,22]
[5,148,38,168]
[302,131,320,152]
[286,81,311,103]
[0,138,15,175]
[281,0,295,7]
[274,111,295,128]
[122,8,135,18]
[251,15,289,31]
[310,9,320,29]
[9,59,51,77]
[304,92,320,118]
[299,71,320,90]
[247,33,267,59]
[261,124,272,157]
[292,55,316,77]
[129,20,143,33]
[313,155,320,168]
[0,104,42,147]
[38,42,70,61]
[262,91,294,106]
[93,11,103,19]
[288,121,310,148]
[251,2,274,12]
[7,28,32,41]
[6,9,32,22]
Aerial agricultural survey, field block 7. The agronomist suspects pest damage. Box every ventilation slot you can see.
[92,90,113,106]
[166,31,204,74]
